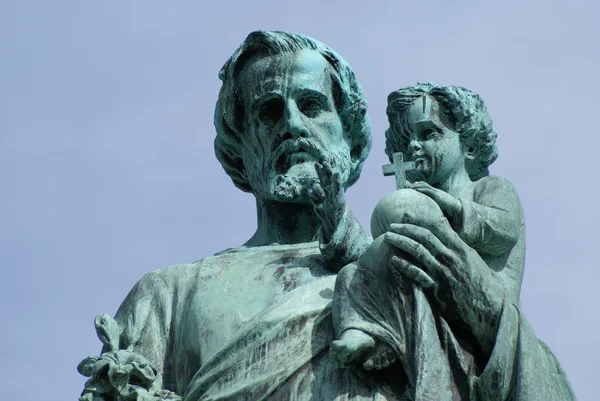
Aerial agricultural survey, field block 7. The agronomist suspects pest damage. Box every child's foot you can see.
[329,329,376,368]
[362,342,397,370]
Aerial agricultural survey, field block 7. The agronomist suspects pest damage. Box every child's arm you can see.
[310,162,372,271]
[409,176,522,256]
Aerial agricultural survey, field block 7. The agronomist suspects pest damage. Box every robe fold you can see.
[108,242,574,400]
[104,181,575,399]
[332,176,576,400]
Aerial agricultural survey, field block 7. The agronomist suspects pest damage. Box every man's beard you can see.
[247,143,352,203]
[268,162,318,203]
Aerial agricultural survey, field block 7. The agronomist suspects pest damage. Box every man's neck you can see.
[244,198,320,246]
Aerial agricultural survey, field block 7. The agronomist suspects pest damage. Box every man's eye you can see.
[299,98,324,117]
[422,129,439,139]
[258,99,284,125]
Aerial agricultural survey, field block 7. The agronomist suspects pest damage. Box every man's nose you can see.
[408,139,422,154]
[281,102,310,140]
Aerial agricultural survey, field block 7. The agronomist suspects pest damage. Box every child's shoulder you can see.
[474,175,517,193]
[473,175,522,206]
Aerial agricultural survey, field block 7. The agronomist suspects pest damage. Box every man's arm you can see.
[319,205,372,272]
[473,302,576,401]
[309,162,371,271]
[78,269,180,401]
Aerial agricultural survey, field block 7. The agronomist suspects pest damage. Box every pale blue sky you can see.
[1,1,598,399]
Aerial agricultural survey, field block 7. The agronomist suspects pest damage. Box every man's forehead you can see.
[239,50,332,96]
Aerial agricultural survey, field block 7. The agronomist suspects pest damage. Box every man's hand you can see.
[384,218,504,353]
[78,313,182,401]
[309,161,346,241]
[407,181,463,229]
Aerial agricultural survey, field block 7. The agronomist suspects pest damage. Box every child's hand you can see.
[407,181,462,228]
[309,160,346,241]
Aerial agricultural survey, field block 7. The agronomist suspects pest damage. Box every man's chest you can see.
[179,246,334,359]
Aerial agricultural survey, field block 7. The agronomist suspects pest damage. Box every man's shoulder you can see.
[128,263,199,295]
[136,247,254,283]
[151,261,203,280]
[144,253,231,283]
[134,242,323,288]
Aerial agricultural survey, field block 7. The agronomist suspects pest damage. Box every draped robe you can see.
[106,185,576,400]
[333,176,576,400]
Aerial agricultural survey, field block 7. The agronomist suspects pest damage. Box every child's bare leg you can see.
[330,330,399,370]
[329,329,376,368]
[363,342,397,370]
[361,189,446,371]
[330,237,401,369]
[331,189,445,370]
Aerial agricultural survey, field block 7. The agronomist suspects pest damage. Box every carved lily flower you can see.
[78,350,157,392]
[77,299,166,401]
[78,357,113,399]
[105,350,157,390]
[95,313,121,351]
[78,311,158,400]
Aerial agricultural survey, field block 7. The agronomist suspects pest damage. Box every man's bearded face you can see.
[237,49,352,203]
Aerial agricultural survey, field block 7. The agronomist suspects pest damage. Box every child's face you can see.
[404,96,468,186]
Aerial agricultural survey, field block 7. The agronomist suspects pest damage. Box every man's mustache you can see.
[272,138,325,173]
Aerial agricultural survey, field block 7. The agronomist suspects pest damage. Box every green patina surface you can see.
[78,32,576,401]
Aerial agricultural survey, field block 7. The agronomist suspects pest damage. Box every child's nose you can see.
[408,140,422,153]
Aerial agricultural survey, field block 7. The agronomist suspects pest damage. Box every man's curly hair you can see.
[386,83,498,181]
[214,31,372,192]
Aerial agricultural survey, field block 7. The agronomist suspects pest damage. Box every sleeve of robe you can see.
[458,176,522,257]
[457,176,575,400]
[101,266,181,395]
[473,301,576,401]
[319,206,372,272]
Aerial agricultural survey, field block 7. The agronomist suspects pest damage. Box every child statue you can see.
[329,83,526,397]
